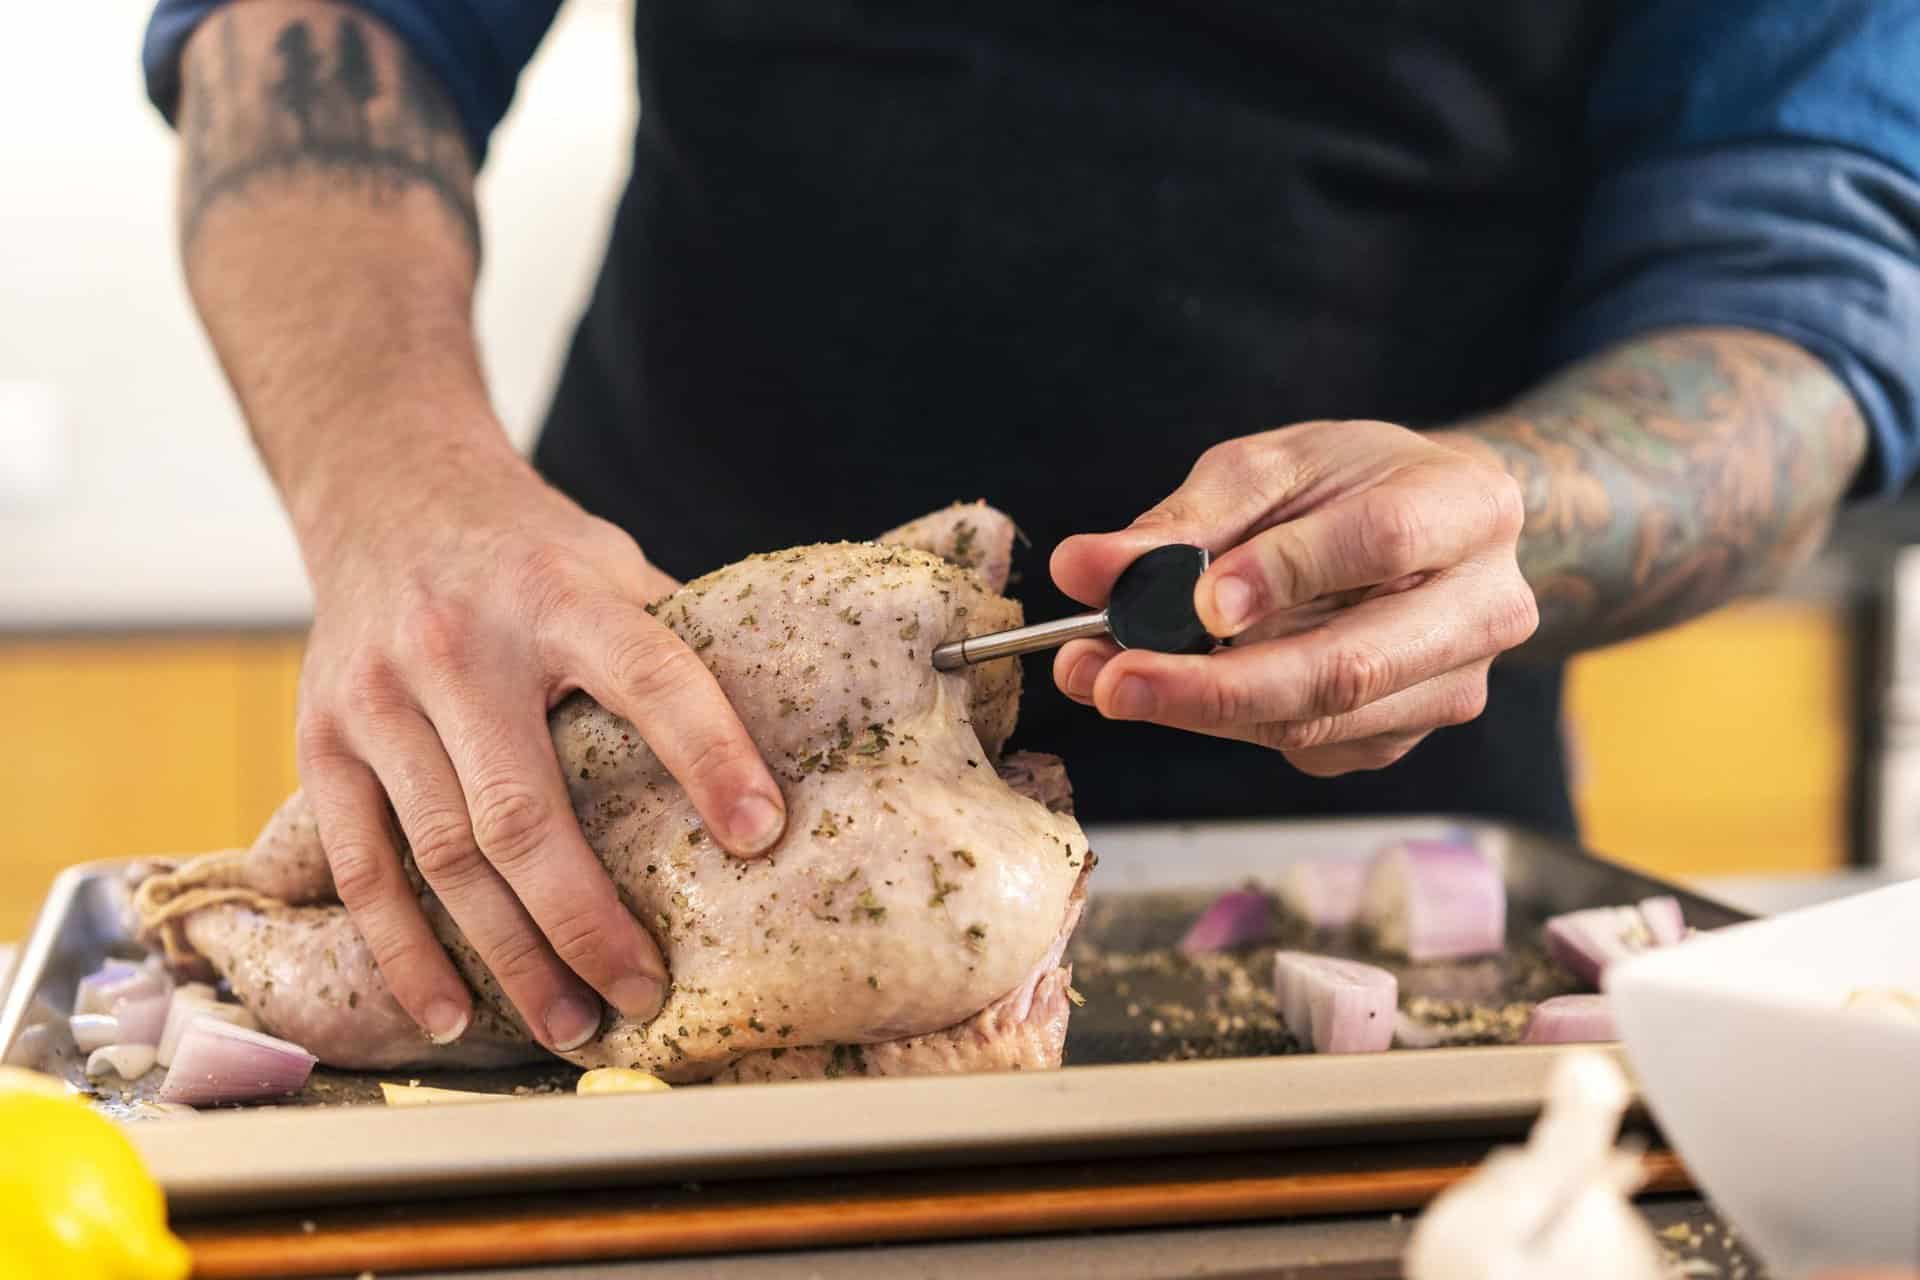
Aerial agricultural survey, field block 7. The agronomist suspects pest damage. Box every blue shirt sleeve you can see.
[1554,0,1920,498]
[143,0,562,166]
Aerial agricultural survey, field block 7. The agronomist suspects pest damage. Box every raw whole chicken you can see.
[134,504,1093,1084]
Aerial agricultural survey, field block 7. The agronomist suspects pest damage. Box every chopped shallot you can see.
[156,990,259,1068]
[1634,895,1686,946]
[1273,951,1397,1053]
[1278,859,1367,931]
[68,1013,121,1054]
[1523,995,1616,1044]
[85,1043,158,1080]
[1178,888,1272,954]
[1360,839,1505,960]
[112,993,172,1045]
[1393,1011,1448,1049]
[1544,897,1687,989]
[73,960,138,1015]
[157,1019,315,1107]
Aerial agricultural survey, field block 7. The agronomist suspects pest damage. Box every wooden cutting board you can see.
[178,1142,1690,1277]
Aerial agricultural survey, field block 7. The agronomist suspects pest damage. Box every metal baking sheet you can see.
[0,817,1748,1214]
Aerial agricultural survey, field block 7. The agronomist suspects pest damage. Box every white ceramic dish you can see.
[1608,880,1920,1279]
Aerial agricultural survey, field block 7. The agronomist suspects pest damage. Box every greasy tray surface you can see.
[0,817,1747,1213]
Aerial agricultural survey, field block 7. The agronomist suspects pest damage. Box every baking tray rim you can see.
[129,1040,1630,1215]
[1,830,1743,1215]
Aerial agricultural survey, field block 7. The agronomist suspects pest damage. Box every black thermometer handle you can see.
[930,544,1215,671]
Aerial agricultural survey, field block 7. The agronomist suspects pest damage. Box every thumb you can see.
[1050,441,1282,607]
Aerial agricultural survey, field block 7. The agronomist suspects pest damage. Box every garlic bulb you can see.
[1405,1052,1664,1280]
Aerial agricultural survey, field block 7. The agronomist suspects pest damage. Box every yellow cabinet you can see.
[0,635,304,938]
[1564,598,1852,877]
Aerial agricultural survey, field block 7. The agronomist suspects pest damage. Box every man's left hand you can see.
[1049,420,1538,776]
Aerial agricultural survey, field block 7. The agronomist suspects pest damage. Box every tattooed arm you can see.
[1439,327,1868,655]
[1050,326,1864,776]
[178,1,486,542]
[172,3,787,1051]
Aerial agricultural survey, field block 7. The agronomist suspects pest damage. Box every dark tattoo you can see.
[334,18,377,145]
[1456,329,1866,654]
[178,12,479,253]
[270,22,322,145]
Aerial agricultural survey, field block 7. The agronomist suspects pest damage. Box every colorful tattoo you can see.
[1450,328,1867,653]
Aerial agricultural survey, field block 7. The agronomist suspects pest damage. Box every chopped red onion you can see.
[1273,951,1398,1053]
[1393,1011,1448,1049]
[69,1013,121,1054]
[157,1019,315,1107]
[1360,839,1506,960]
[85,1043,158,1080]
[1635,895,1687,947]
[73,960,138,1015]
[112,993,172,1045]
[1522,995,1617,1044]
[109,967,169,1004]
[156,991,259,1068]
[1543,897,1687,989]
[1279,860,1367,931]
[1179,888,1272,954]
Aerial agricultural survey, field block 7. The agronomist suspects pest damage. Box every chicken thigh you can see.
[135,504,1093,1083]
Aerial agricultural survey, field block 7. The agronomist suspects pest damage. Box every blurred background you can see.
[4,0,1918,940]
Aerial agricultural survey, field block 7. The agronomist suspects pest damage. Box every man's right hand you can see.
[295,446,788,1051]
[167,2,787,1052]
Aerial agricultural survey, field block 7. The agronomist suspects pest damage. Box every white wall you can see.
[0,0,635,627]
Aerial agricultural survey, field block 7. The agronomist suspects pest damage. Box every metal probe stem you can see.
[930,611,1112,671]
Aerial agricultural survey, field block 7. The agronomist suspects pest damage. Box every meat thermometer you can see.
[931,544,1215,671]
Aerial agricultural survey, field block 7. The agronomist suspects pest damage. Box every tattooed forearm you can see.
[1442,328,1867,655]
[176,5,478,254]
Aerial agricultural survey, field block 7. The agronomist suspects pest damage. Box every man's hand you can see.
[296,446,787,1052]
[1049,420,1537,776]
[167,3,790,1053]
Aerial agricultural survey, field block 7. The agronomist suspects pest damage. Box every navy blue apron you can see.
[535,0,1615,836]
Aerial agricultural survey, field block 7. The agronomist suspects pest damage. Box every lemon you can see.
[0,1072,190,1280]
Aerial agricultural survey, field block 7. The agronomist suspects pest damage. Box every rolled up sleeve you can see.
[143,0,563,166]
[1554,0,1920,497]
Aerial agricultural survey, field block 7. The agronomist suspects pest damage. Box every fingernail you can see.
[608,974,664,1021]
[1064,655,1104,700]
[1212,575,1257,633]
[1109,676,1156,720]
[424,999,469,1045]
[728,793,784,854]
[545,993,602,1051]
